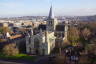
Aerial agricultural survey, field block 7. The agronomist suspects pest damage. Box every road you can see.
[33,56,50,64]
[0,60,23,64]
[0,56,51,64]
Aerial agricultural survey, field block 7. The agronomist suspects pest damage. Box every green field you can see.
[0,53,36,61]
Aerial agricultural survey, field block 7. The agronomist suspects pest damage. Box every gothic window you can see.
[29,47,31,53]
[49,21,51,25]
[34,38,40,54]
[49,21,52,25]
[29,38,31,44]
[49,38,55,43]
[34,38,39,47]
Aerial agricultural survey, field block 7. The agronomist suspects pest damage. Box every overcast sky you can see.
[0,0,96,17]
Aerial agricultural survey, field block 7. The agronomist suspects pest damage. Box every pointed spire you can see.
[30,28,33,36]
[45,30,48,43]
[40,28,42,33]
[6,32,11,38]
[48,5,54,19]
[27,32,30,37]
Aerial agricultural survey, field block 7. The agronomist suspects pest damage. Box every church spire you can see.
[48,5,54,19]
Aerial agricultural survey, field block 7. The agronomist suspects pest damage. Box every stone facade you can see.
[26,6,58,55]
[25,6,69,55]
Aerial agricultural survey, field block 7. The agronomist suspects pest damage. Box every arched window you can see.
[34,38,40,54]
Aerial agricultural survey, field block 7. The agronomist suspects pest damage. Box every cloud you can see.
[54,8,96,16]
[68,8,96,16]
[0,0,24,8]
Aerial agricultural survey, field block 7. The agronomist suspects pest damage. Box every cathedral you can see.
[26,5,68,55]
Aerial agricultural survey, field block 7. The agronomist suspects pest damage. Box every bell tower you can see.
[47,5,57,32]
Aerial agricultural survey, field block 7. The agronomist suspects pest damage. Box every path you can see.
[0,60,23,64]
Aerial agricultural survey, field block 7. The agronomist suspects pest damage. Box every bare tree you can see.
[82,28,91,40]
[2,43,19,56]
[68,27,80,46]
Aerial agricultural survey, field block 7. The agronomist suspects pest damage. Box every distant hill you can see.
[0,15,96,22]
[75,15,96,22]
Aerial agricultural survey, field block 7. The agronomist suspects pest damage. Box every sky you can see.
[0,0,96,17]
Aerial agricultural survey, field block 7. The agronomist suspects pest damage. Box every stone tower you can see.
[47,5,58,32]
[26,5,57,55]
[64,20,68,42]
[26,28,35,54]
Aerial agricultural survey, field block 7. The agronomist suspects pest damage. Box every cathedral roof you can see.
[38,24,46,31]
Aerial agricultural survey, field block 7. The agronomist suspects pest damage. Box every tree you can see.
[0,27,12,34]
[68,26,80,46]
[2,43,19,56]
[2,27,11,33]
[0,27,3,34]
[82,28,91,40]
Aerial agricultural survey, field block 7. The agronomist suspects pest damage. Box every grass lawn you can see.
[0,53,37,61]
